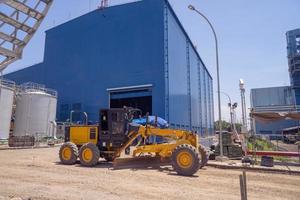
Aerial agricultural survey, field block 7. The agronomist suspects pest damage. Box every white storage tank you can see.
[14,83,57,138]
[0,79,15,139]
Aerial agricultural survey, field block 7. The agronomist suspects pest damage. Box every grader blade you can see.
[112,156,171,170]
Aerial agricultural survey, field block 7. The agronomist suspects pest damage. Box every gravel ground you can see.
[0,147,299,200]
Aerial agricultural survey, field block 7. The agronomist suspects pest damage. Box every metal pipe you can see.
[83,112,88,125]
[50,121,57,139]
[70,110,74,124]
[188,5,224,158]
[239,79,247,129]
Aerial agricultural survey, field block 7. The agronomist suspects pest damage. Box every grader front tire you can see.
[199,145,209,168]
[171,144,200,176]
[59,142,78,165]
[79,143,100,167]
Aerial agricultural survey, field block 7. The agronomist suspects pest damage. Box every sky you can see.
[2,0,300,123]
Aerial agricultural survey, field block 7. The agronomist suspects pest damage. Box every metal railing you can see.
[0,78,16,89]
[18,82,57,97]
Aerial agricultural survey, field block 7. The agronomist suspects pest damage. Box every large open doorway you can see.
[108,85,153,116]
[110,96,152,115]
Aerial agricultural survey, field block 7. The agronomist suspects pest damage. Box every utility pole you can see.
[188,5,227,161]
[220,91,233,131]
[239,79,247,132]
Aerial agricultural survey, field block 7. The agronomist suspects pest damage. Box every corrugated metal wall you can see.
[165,2,214,135]
[5,0,214,135]
[250,86,298,135]
[251,86,295,108]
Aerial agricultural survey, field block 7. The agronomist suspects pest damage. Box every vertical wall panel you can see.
[167,8,189,128]
[189,44,200,132]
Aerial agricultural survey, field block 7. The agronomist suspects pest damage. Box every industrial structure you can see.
[0,0,53,72]
[287,28,300,104]
[0,0,54,140]
[0,79,15,139]
[5,0,215,136]
[59,107,208,176]
[250,86,298,136]
[13,82,57,138]
[250,28,300,137]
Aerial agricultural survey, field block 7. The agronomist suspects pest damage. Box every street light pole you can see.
[188,5,226,159]
[220,91,233,130]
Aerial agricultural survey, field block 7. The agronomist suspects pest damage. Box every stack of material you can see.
[215,132,243,158]
[8,136,35,147]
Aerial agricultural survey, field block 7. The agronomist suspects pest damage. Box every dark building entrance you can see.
[108,86,153,116]
[110,96,152,115]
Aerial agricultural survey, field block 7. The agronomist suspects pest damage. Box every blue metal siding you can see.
[208,76,214,135]
[251,86,295,107]
[5,0,214,134]
[6,63,45,85]
[45,0,165,121]
[250,86,298,135]
[255,120,298,135]
[165,2,213,134]
[189,44,200,132]
[7,0,165,122]
[167,6,189,128]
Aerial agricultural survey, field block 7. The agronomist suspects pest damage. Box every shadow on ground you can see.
[55,157,203,178]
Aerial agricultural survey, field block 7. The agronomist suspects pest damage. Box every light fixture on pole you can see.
[188,5,227,160]
[220,91,233,130]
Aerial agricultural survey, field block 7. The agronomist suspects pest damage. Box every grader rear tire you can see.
[79,143,100,167]
[59,142,78,165]
[171,144,200,176]
[198,145,209,168]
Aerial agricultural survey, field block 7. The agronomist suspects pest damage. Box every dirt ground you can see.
[271,140,299,152]
[0,147,299,200]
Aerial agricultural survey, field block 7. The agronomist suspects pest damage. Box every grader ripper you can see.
[59,107,208,176]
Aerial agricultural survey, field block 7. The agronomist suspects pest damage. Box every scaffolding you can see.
[0,0,53,72]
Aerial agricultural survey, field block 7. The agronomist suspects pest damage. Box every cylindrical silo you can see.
[0,80,15,139]
[14,85,57,138]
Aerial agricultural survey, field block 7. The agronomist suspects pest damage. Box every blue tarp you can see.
[132,116,169,128]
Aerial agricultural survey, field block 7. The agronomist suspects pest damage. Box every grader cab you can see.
[59,107,208,176]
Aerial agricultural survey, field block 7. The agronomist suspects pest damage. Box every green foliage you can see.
[247,136,276,151]
[214,120,230,130]
[214,120,243,133]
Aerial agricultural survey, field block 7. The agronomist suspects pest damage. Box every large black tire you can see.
[198,145,209,168]
[171,144,200,176]
[79,143,100,167]
[59,142,78,165]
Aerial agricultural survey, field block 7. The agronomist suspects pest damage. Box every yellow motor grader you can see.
[59,107,208,176]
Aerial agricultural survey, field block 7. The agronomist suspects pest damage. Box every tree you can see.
[214,120,243,133]
[214,120,231,131]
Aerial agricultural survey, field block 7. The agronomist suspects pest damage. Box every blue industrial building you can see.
[5,0,214,135]
[250,86,298,135]
[287,28,300,104]
[250,28,300,136]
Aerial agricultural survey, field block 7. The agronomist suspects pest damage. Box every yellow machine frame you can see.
[115,125,199,159]
[69,126,98,145]
[59,108,207,176]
